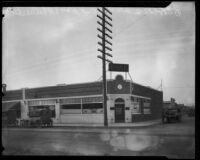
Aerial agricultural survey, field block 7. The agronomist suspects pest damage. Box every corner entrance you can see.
[115,98,125,123]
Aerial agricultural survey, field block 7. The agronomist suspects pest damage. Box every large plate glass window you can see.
[28,105,55,117]
[61,104,81,114]
[143,99,151,114]
[131,96,141,114]
[82,103,103,114]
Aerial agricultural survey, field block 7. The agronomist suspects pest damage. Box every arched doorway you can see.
[115,98,125,123]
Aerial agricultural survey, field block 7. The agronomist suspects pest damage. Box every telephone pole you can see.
[97,7,113,126]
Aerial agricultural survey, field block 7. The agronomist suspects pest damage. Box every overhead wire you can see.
[113,14,147,37]
[4,10,194,81]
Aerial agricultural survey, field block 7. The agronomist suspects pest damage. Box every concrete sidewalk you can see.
[2,119,162,131]
[52,119,161,128]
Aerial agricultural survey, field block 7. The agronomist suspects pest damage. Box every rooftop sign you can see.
[108,63,129,72]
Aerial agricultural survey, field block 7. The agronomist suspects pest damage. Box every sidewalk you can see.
[2,119,162,132]
[3,118,194,137]
[52,119,162,128]
[2,119,162,134]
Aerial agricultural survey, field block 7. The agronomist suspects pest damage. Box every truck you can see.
[26,107,53,127]
[163,106,182,123]
[2,110,18,127]
[163,98,182,123]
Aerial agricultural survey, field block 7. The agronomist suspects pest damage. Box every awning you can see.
[2,102,21,112]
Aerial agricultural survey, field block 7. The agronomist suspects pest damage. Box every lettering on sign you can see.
[109,63,129,72]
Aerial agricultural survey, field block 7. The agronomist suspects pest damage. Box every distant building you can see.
[2,74,163,125]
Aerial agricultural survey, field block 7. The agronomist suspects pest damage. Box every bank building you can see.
[2,65,163,125]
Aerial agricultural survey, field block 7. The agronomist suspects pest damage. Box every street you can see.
[2,116,195,158]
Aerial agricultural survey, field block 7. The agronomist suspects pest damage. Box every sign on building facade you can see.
[109,63,129,72]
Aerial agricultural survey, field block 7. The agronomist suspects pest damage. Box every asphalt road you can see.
[2,116,195,158]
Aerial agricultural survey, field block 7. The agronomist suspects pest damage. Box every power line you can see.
[4,49,99,77]
[5,46,97,73]
[114,14,146,37]
[116,29,193,41]
[163,86,195,89]
[114,33,194,49]
[3,12,194,80]
[5,14,193,70]
[6,56,98,77]
[9,39,191,76]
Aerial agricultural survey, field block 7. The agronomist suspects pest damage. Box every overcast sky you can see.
[2,2,195,105]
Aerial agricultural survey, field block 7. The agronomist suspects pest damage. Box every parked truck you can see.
[2,110,18,127]
[163,106,182,123]
[27,107,53,127]
[163,98,182,123]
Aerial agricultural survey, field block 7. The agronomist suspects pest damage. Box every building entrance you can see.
[115,98,125,123]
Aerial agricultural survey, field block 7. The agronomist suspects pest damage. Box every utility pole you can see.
[97,7,113,126]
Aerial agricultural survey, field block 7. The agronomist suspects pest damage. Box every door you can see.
[115,98,125,123]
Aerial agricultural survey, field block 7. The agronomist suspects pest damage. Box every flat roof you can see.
[5,78,162,94]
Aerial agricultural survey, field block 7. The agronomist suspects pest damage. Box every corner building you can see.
[2,75,163,124]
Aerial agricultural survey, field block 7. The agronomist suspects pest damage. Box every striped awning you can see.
[2,102,21,112]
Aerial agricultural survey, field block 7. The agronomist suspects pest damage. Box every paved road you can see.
[2,116,195,158]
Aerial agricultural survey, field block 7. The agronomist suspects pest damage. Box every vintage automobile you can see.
[3,110,18,127]
[27,107,53,127]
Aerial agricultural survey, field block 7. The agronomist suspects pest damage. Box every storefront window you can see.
[143,99,151,114]
[59,96,103,114]
[82,103,103,114]
[28,105,55,117]
[61,104,81,114]
[131,97,141,114]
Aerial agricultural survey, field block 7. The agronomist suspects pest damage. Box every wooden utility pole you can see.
[97,7,113,126]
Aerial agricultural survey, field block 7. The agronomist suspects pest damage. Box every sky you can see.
[2,2,195,105]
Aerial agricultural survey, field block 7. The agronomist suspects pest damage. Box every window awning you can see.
[2,102,21,112]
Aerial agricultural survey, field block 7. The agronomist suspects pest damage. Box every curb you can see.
[3,121,162,130]
[53,122,161,128]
